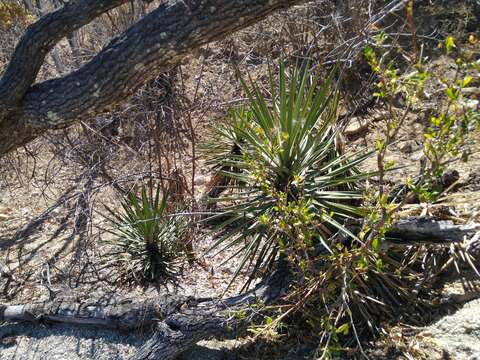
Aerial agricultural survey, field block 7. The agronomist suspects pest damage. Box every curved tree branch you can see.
[0,0,129,111]
[0,0,305,157]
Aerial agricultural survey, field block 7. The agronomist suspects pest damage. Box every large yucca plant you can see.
[205,61,375,289]
[105,185,188,283]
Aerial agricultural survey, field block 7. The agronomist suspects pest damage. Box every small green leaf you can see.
[372,237,381,253]
[336,323,350,336]
[462,75,473,87]
[445,36,456,54]
[375,139,385,151]
[445,87,458,101]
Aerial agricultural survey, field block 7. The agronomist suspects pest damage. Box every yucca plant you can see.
[202,107,250,171]
[205,61,376,289]
[199,108,250,203]
[105,185,188,283]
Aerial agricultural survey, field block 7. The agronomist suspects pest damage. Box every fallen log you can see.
[0,294,190,331]
[0,217,478,359]
[387,217,479,244]
[0,260,291,359]
[134,265,290,359]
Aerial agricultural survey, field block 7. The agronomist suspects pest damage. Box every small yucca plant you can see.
[199,108,250,203]
[105,185,188,283]
[204,61,375,289]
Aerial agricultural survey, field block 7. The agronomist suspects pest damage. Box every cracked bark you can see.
[0,0,129,110]
[0,0,305,157]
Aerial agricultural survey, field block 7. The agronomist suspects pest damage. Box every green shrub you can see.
[205,61,375,289]
[105,185,188,283]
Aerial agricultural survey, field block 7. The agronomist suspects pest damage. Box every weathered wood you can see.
[135,263,291,359]
[0,294,190,331]
[387,217,479,244]
[339,217,479,249]
[0,260,291,359]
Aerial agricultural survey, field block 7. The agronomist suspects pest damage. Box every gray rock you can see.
[421,299,480,360]
[194,176,208,186]
[400,140,420,154]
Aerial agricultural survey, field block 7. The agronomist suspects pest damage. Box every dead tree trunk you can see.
[134,263,291,359]
[386,217,479,244]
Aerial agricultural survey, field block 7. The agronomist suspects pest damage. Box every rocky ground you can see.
[421,299,480,359]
